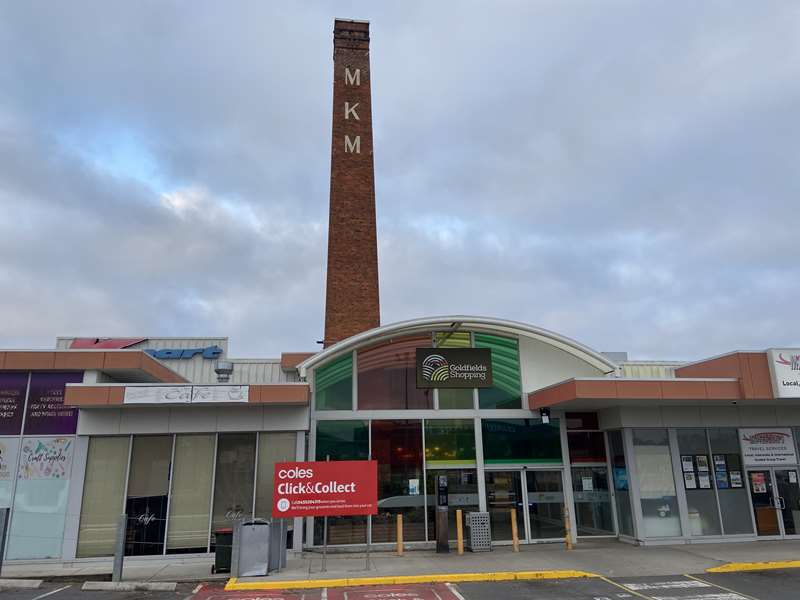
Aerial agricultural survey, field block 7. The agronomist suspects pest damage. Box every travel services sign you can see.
[415,348,493,389]
[740,428,798,466]
[768,349,800,398]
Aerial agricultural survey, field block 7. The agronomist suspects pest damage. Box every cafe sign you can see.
[740,428,798,466]
[416,348,493,389]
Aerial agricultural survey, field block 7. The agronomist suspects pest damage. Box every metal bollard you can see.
[112,514,127,582]
[456,509,464,555]
[510,508,519,552]
[396,514,403,556]
[564,503,573,550]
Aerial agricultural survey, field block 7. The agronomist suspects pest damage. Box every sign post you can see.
[273,459,378,572]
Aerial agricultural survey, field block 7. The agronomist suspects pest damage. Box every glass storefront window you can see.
[567,432,607,464]
[125,435,172,555]
[357,336,433,410]
[167,434,215,554]
[708,428,753,535]
[484,471,522,540]
[315,420,368,461]
[425,469,479,541]
[527,470,566,539]
[255,432,297,519]
[314,421,369,545]
[371,420,425,542]
[482,419,561,464]
[571,466,614,535]
[77,437,129,558]
[633,429,681,538]
[315,354,353,410]
[434,332,474,409]
[8,436,75,559]
[677,429,721,536]
[608,430,634,537]
[475,334,521,409]
[211,433,256,542]
[424,419,476,467]
[0,437,20,508]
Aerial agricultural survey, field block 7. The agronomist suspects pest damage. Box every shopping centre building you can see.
[2,19,800,565]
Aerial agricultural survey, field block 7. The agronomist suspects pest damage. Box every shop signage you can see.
[144,345,223,360]
[740,428,798,466]
[272,460,377,518]
[0,438,20,481]
[24,372,84,435]
[768,349,800,398]
[18,437,73,480]
[123,385,248,404]
[415,348,493,389]
[0,373,27,435]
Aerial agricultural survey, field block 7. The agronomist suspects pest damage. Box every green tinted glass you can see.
[435,332,474,409]
[425,419,476,466]
[315,353,352,410]
[482,419,562,464]
[315,420,368,461]
[475,334,521,409]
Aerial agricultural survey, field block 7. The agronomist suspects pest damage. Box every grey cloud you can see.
[1,1,799,360]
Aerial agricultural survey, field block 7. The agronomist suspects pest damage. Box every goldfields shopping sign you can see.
[415,348,493,388]
[768,348,800,398]
[272,460,377,518]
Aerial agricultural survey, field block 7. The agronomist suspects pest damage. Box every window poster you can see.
[684,472,697,489]
[750,472,767,494]
[698,473,711,489]
[713,455,726,470]
[18,437,73,479]
[582,476,594,492]
[730,471,743,488]
[24,372,84,435]
[715,470,729,489]
[409,479,420,495]
[613,467,628,491]
[696,455,710,472]
[790,471,798,484]
[0,374,27,435]
[681,455,694,473]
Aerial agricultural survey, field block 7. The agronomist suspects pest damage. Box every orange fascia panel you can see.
[660,380,708,400]
[281,352,316,371]
[0,353,5,369]
[102,352,143,370]
[4,352,56,370]
[108,387,125,405]
[675,353,741,379]
[54,352,106,370]
[704,380,742,400]
[575,379,617,399]
[743,353,772,399]
[65,386,110,406]
[252,385,309,405]
[615,380,662,400]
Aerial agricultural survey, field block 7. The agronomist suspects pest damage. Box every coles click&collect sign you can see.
[272,460,377,518]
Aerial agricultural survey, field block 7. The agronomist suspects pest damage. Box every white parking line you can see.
[31,585,71,600]
[683,574,760,600]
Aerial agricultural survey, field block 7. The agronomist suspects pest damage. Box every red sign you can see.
[272,460,377,518]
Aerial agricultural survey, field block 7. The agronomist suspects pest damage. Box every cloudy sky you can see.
[1,1,799,360]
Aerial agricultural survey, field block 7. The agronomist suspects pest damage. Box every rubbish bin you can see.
[232,519,271,577]
[213,528,233,573]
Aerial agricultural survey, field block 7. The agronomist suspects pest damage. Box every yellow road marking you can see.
[224,570,597,591]
[593,575,658,600]
[684,573,761,600]
[707,560,800,573]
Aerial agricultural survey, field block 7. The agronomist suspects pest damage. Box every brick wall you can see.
[323,19,381,346]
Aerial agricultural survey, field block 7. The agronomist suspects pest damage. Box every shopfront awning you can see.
[528,377,749,410]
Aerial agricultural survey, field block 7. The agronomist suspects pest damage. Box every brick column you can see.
[323,19,381,347]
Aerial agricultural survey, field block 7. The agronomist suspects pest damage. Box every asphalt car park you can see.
[2,571,799,600]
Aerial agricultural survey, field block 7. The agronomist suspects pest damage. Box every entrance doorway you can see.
[747,468,800,537]
[484,469,565,543]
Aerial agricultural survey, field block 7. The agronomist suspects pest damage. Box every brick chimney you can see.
[323,19,380,347]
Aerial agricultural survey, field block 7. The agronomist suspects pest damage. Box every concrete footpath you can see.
[236,539,800,584]
[2,539,799,584]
